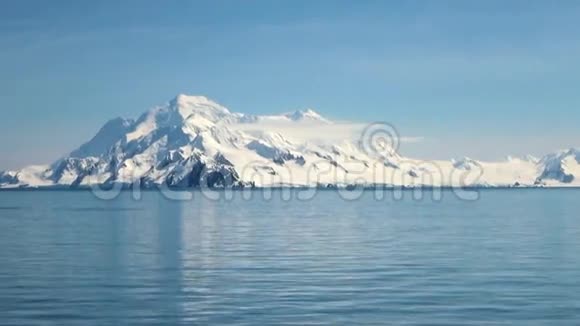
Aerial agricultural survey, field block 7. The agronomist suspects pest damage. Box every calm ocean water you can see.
[1,190,580,325]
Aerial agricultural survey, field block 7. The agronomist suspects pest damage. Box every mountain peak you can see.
[170,94,221,107]
[168,93,232,119]
[285,109,328,122]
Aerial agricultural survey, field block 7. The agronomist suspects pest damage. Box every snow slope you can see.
[1,94,579,188]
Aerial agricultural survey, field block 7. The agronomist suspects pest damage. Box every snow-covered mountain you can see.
[1,94,579,189]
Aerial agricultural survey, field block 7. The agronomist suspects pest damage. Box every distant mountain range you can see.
[2,94,579,189]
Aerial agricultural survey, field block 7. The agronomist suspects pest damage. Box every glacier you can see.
[1,94,580,189]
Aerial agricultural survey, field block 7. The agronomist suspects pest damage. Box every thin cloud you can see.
[229,120,423,145]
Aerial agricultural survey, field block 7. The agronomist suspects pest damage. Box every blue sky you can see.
[1,0,580,169]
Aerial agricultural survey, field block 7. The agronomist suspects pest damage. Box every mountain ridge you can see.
[1,94,579,189]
